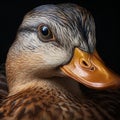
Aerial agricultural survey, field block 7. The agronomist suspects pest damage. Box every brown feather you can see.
[0,85,120,120]
[0,64,8,102]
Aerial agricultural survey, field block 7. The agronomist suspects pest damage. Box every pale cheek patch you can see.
[39,46,70,68]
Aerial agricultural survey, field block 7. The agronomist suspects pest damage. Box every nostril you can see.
[82,60,89,67]
[90,66,95,71]
[80,59,95,70]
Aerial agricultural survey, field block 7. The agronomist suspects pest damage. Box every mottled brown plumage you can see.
[0,3,120,120]
[0,83,119,120]
[1,80,120,120]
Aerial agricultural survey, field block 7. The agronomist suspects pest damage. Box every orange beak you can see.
[61,48,120,90]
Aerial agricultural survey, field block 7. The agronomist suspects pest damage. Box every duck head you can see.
[6,4,120,92]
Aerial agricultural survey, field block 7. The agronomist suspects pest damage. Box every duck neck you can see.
[8,75,83,99]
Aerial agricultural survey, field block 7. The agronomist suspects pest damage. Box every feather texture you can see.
[0,64,8,102]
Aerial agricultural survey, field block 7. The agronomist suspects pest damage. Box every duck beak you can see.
[61,48,120,89]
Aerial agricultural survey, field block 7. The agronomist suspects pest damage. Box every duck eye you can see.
[38,24,54,42]
[41,26,49,36]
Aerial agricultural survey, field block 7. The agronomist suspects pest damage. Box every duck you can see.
[0,3,120,120]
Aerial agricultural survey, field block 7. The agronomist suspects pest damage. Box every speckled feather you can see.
[0,85,120,120]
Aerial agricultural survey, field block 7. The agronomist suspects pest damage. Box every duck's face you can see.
[6,4,120,90]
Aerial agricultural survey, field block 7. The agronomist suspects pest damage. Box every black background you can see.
[0,1,120,74]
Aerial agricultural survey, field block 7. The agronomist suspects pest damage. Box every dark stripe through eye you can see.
[18,27,37,33]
